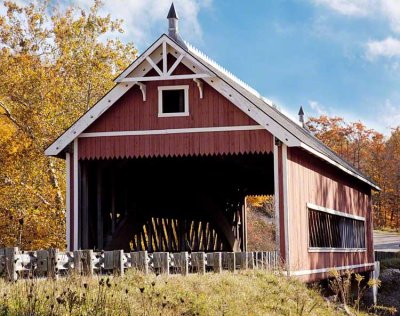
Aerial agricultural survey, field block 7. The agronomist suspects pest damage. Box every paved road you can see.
[374,230,400,252]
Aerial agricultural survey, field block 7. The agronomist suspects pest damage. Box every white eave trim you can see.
[307,203,366,221]
[300,143,380,191]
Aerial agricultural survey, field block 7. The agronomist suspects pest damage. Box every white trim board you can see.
[273,139,280,252]
[65,152,71,251]
[73,139,79,251]
[282,144,290,275]
[308,248,367,253]
[291,262,375,276]
[307,203,366,221]
[79,125,264,138]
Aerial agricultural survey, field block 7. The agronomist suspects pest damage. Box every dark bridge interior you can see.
[79,153,274,252]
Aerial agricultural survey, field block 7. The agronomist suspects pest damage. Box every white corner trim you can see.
[300,143,380,191]
[73,139,78,251]
[308,248,367,253]
[273,139,280,253]
[158,85,189,117]
[291,262,375,276]
[307,203,366,221]
[79,125,265,138]
[65,152,71,251]
[282,144,290,275]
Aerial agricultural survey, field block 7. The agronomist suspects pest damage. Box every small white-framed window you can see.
[158,85,189,117]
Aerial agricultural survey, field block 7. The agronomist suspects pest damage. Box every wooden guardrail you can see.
[0,248,280,281]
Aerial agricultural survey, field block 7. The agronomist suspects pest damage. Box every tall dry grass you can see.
[0,270,344,316]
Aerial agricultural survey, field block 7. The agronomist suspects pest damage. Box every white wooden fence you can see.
[0,248,280,281]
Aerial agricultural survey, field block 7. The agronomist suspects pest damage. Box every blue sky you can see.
[6,0,400,134]
[102,0,398,135]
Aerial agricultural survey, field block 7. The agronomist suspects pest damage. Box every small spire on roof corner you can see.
[167,3,179,19]
[298,106,305,126]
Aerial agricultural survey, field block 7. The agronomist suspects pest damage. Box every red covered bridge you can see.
[45,4,379,281]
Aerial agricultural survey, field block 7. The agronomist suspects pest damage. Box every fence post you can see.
[131,251,148,274]
[222,252,236,273]
[48,248,59,279]
[36,250,49,277]
[5,247,18,281]
[174,252,189,276]
[208,252,222,273]
[74,250,82,275]
[235,252,248,270]
[153,252,169,275]
[113,250,124,276]
[248,252,255,269]
[191,252,206,274]
[82,250,94,276]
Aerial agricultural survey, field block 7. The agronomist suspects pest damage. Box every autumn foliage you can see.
[307,116,400,230]
[0,0,136,249]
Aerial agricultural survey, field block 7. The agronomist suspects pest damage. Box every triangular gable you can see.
[45,34,214,156]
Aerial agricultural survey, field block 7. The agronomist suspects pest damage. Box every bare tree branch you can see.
[0,101,35,139]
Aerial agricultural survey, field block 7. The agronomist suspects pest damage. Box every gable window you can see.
[158,85,189,117]
[307,203,366,251]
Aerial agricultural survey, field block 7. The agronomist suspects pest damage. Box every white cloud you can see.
[309,100,328,115]
[66,0,212,47]
[380,99,400,128]
[0,0,212,48]
[381,0,400,33]
[312,0,374,16]
[366,37,400,59]
[312,0,400,61]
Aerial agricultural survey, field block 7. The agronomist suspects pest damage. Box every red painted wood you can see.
[286,147,373,281]
[78,130,273,160]
[85,80,256,133]
[79,62,273,159]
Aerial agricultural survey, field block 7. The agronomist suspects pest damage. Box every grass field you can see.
[0,270,347,316]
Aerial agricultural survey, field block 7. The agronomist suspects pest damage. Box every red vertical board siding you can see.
[78,129,274,160]
[78,72,274,159]
[286,147,373,281]
[84,79,259,133]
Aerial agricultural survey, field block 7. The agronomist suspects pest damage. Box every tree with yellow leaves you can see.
[0,0,137,249]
